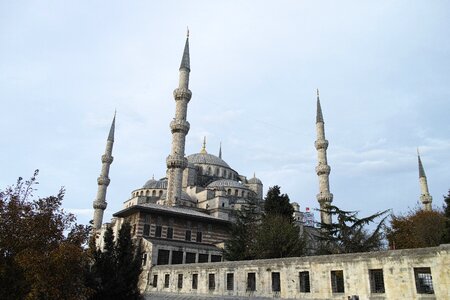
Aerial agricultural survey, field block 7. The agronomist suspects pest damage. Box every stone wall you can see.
[145,244,450,300]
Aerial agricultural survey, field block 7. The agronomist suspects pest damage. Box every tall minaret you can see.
[92,113,115,230]
[165,31,192,206]
[417,149,432,211]
[315,90,333,225]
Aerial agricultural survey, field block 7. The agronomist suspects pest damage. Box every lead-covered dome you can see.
[187,153,230,168]
[248,177,262,185]
[143,178,168,189]
[207,179,246,189]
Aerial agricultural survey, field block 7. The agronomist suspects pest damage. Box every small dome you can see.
[248,177,262,185]
[207,179,246,189]
[187,153,230,169]
[143,178,168,189]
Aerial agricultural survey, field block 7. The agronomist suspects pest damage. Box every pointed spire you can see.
[219,142,222,159]
[253,172,256,178]
[200,136,207,154]
[179,28,190,71]
[316,89,324,123]
[417,148,426,178]
[107,111,116,141]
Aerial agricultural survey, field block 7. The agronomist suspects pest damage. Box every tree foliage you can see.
[0,170,91,300]
[442,190,450,244]
[318,206,389,254]
[386,207,446,249]
[264,185,294,222]
[88,223,142,300]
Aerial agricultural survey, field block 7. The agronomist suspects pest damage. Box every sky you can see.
[1,1,449,226]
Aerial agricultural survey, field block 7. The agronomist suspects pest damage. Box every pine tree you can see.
[264,185,294,222]
[442,190,450,243]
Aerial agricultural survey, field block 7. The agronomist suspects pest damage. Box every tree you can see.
[386,207,446,249]
[442,190,450,243]
[224,196,261,261]
[264,185,294,222]
[88,223,142,300]
[254,214,305,259]
[0,171,91,300]
[318,206,389,254]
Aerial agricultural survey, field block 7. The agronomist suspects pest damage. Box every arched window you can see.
[146,190,150,196]
[215,168,219,176]
[159,190,163,197]
[207,167,211,175]
[152,190,156,197]
[227,189,231,195]
[234,190,238,196]
[140,191,144,196]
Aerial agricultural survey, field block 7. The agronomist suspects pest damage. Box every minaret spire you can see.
[92,113,116,230]
[200,136,207,154]
[417,149,432,211]
[165,33,192,206]
[218,142,222,159]
[314,90,333,225]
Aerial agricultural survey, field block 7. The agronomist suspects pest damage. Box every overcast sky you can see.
[1,1,449,226]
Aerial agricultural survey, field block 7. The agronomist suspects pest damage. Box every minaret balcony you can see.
[97,176,110,186]
[170,120,190,134]
[166,155,188,169]
[173,88,192,101]
[101,154,114,164]
[316,164,331,175]
[314,139,329,150]
[93,200,107,210]
[317,192,333,203]
[420,194,432,204]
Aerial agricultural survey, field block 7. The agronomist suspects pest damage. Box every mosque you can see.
[90,33,434,286]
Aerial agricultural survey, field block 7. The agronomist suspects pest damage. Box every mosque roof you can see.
[187,152,230,169]
[207,179,246,189]
[142,178,168,189]
[248,177,262,184]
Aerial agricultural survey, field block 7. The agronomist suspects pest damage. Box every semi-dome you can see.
[207,179,246,189]
[248,177,262,185]
[142,178,168,189]
[187,153,230,169]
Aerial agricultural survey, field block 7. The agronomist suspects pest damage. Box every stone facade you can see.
[146,244,450,300]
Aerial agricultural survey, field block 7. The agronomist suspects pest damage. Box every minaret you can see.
[165,31,192,206]
[218,142,222,159]
[417,149,432,211]
[314,90,333,225]
[92,113,115,230]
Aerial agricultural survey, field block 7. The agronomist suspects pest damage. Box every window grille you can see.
[369,269,385,293]
[192,274,198,289]
[152,275,158,287]
[414,267,434,294]
[247,272,256,291]
[143,224,150,236]
[155,225,162,238]
[177,274,183,289]
[299,271,311,293]
[331,270,345,293]
[196,231,202,243]
[167,227,173,239]
[185,252,196,264]
[164,274,170,288]
[185,230,191,241]
[272,272,281,292]
[198,253,209,263]
[227,273,234,291]
[208,273,215,290]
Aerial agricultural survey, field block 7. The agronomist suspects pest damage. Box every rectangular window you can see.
[157,249,170,265]
[227,273,234,291]
[211,255,222,262]
[192,274,198,290]
[155,225,162,238]
[299,271,311,293]
[167,227,173,239]
[331,270,345,293]
[177,274,183,289]
[171,250,183,265]
[185,230,191,241]
[414,267,434,294]
[198,253,209,263]
[369,269,385,293]
[185,252,196,264]
[144,214,151,223]
[143,224,150,236]
[142,253,147,266]
[164,274,170,288]
[272,272,281,292]
[209,273,215,290]
[247,272,256,291]
[196,231,202,243]
[152,275,158,287]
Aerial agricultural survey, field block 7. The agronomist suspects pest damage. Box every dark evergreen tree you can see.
[319,206,389,254]
[88,223,142,300]
[224,196,261,261]
[264,185,294,222]
[442,190,450,243]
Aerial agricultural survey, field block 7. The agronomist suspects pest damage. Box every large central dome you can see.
[186,153,230,168]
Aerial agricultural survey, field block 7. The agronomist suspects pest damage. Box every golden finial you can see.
[200,136,207,154]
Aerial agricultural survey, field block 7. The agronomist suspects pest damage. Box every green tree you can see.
[0,171,91,300]
[224,196,261,261]
[264,185,294,222]
[88,223,142,300]
[442,190,450,243]
[254,214,305,258]
[319,206,389,254]
[386,207,446,249]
